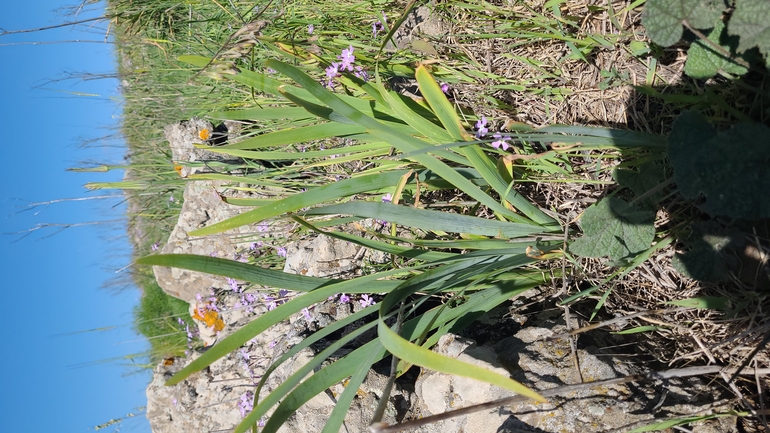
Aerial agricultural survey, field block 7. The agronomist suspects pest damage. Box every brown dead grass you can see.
[419,0,770,418]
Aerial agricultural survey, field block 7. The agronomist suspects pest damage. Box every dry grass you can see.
[412,0,770,425]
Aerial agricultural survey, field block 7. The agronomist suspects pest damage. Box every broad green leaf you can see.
[668,111,770,219]
[569,197,655,261]
[665,296,730,310]
[642,0,727,47]
[613,160,667,206]
[671,221,743,282]
[302,201,545,238]
[684,20,749,78]
[729,0,770,67]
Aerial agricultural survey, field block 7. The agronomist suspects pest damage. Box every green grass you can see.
[132,268,190,360]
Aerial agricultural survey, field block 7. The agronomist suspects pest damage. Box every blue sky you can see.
[0,2,152,432]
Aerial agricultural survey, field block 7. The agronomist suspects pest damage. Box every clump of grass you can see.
[131,268,190,361]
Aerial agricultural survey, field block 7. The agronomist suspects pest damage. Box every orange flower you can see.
[199,128,211,140]
[192,304,225,332]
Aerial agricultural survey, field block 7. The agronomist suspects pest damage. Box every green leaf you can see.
[266,60,547,226]
[668,111,770,219]
[684,20,749,78]
[237,310,381,433]
[217,123,364,150]
[188,170,410,236]
[136,254,333,292]
[729,0,770,67]
[613,160,667,206]
[210,107,314,121]
[415,64,469,142]
[611,325,662,334]
[628,413,738,433]
[642,0,727,47]
[665,296,730,310]
[671,221,743,282]
[629,40,651,57]
[569,197,656,261]
[302,201,544,239]
[377,319,545,402]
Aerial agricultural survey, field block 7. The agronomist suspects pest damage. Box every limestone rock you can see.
[152,179,262,302]
[283,235,361,279]
[411,327,737,433]
[164,117,240,178]
[391,5,449,50]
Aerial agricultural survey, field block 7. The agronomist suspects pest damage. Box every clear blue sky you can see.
[0,2,151,432]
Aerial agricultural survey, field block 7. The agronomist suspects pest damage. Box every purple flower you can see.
[337,45,355,71]
[353,65,369,81]
[151,243,159,251]
[269,340,277,348]
[169,195,175,202]
[277,247,287,258]
[238,391,254,418]
[172,398,178,407]
[257,221,268,232]
[339,293,350,304]
[278,289,289,299]
[227,277,239,292]
[475,116,488,138]
[185,324,194,340]
[490,133,511,151]
[359,294,376,307]
[239,348,250,361]
[440,82,449,93]
[372,13,387,37]
[382,193,392,203]
[302,307,312,320]
[266,68,276,74]
[325,62,340,88]
[308,24,314,34]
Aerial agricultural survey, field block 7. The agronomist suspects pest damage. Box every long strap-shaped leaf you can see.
[302,201,544,239]
[258,279,538,433]
[414,65,558,228]
[188,170,410,236]
[266,59,546,227]
[377,269,547,404]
